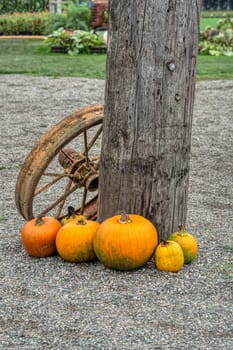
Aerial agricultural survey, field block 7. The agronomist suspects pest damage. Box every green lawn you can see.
[197,55,233,80]
[199,10,233,31]
[0,38,232,80]
[200,17,221,31]
[0,39,106,79]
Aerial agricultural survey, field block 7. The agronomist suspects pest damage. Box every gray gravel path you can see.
[0,75,232,350]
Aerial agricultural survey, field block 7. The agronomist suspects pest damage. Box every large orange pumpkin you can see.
[154,240,184,273]
[168,225,198,264]
[56,218,100,262]
[21,216,61,257]
[93,213,158,271]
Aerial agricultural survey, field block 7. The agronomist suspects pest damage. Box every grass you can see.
[0,37,233,80]
[197,55,233,80]
[200,10,233,31]
[0,39,106,79]
[201,10,233,18]
[200,17,221,31]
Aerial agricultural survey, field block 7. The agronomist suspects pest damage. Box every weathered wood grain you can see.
[98,0,201,240]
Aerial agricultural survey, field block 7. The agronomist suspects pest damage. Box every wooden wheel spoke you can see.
[34,173,74,196]
[80,188,88,214]
[43,172,76,177]
[87,125,103,152]
[90,155,100,162]
[15,104,104,220]
[81,125,102,167]
[83,130,89,165]
[55,178,73,218]
[36,183,81,217]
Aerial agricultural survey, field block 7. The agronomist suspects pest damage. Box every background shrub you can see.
[45,13,67,34]
[44,28,105,55]
[0,0,49,14]
[0,11,50,35]
[65,1,91,31]
[199,17,233,56]
[44,1,91,34]
[0,1,91,35]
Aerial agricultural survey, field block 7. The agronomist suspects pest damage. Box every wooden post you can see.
[98,0,201,240]
[49,0,66,14]
[57,0,62,14]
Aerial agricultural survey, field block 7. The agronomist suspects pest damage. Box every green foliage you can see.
[199,17,233,56]
[70,30,105,54]
[0,11,49,35]
[41,1,91,34]
[0,0,48,14]
[44,27,74,52]
[44,27,105,54]
[44,13,67,35]
[0,1,91,35]
[103,8,108,27]
[64,0,91,31]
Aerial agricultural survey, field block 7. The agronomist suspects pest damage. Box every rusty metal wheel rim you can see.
[15,104,104,221]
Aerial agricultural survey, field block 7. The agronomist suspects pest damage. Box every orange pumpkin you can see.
[21,216,61,257]
[154,240,184,272]
[93,213,158,271]
[168,225,198,264]
[56,218,100,262]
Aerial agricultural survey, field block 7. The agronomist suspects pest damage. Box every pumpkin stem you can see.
[118,212,132,224]
[178,225,186,236]
[161,240,170,246]
[76,218,87,225]
[35,216,44,226]
[67,206,76,218]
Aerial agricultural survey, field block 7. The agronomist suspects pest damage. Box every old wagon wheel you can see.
[15,104,104,221]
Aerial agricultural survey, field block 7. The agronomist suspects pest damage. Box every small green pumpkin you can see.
[60,206,84,226]
[168,225,198,264]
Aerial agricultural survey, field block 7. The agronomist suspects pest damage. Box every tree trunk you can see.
[98,0,201,240]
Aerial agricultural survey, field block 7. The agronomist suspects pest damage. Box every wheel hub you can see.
[58,148,99,192]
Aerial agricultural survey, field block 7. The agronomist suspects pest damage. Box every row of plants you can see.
[199,16,233,56]
[21,210,198,273]
[0,7,232,57]
[0,1,92,35]
[44,27,106,54]
[2,7,233,36]
[0,11,49,35]
[0,0,49,14]
[45,16,233,56]
[1,0,233,15]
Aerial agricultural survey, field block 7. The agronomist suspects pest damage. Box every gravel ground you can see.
[0,75,232,350]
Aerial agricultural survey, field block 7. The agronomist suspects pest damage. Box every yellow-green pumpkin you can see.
[155,240,184,272]
[168,225,198,264]
[60,206,84,226]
